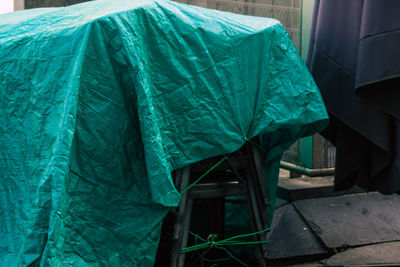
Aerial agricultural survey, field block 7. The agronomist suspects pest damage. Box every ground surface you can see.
[265,171,400,266]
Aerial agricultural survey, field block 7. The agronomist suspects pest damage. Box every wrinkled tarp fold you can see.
[0,0,327,265]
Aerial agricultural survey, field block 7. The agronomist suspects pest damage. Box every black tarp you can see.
[307,0,400,193]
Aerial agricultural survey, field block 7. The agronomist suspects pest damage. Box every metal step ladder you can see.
[156,141,270,267]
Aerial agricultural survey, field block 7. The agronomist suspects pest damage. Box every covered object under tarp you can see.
[0,0,328,265]
[308,0,400,194]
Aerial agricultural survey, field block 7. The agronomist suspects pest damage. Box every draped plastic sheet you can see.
[0,0,328,265]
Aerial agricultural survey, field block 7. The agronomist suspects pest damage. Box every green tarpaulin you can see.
[0,0,328,265]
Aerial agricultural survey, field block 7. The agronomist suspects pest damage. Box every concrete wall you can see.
[175,0,301,49]
[24,0,90,8]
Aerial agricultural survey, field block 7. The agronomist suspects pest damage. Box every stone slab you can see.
[275,197,289,208]
[293,192,400,248]
[326,241,400,266]
[265,203,327,259]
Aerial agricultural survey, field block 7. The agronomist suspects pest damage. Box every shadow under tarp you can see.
[307,0,400,194]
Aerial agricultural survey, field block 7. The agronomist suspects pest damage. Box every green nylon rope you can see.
[244,137,262,150]
[180,155,228,195]
[186,232,248,266]
[182,228,270,266]
[182,227,270,253]
[180,137,262,195]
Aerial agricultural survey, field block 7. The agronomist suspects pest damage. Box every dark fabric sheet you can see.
[307,0,400,193]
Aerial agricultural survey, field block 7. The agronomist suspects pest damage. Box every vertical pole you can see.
[298,0,315,169]
[300,136,313,169]
[301,0,315,59]
[14,0,24,10]
[299,0,303,56]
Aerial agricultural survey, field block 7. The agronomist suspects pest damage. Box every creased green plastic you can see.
[0,0,328,266]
